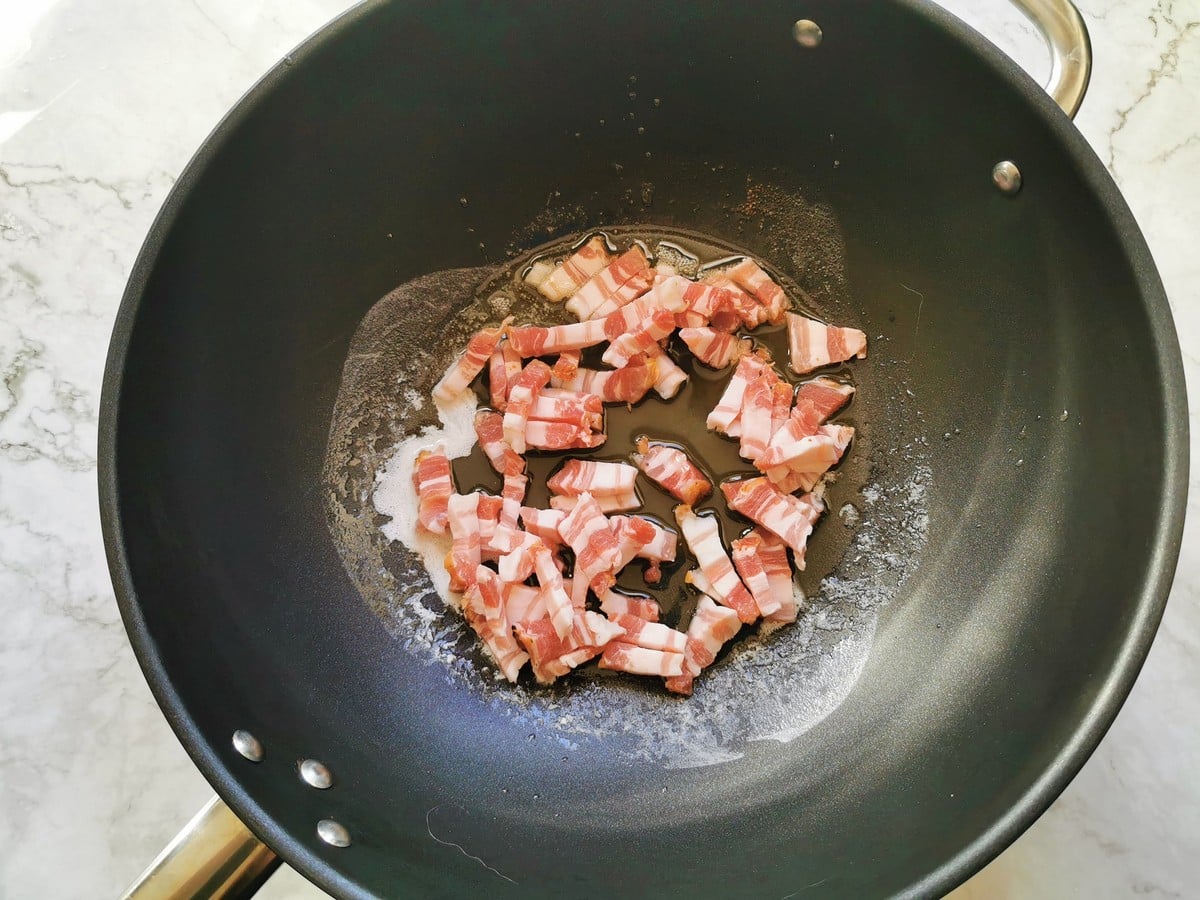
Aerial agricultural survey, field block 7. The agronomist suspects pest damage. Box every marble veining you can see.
[0,1,1195,897]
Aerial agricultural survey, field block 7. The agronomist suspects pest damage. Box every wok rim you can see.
[96,1,1189,897]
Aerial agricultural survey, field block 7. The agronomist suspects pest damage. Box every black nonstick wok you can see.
[100,0,1188,897]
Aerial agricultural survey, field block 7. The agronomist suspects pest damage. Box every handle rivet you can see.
[317,819,351,848]
[792,19,823,48]
[992,160,1023,195]
[299,759,334,789]
[232,730,264,762]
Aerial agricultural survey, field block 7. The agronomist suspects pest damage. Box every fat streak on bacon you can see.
[526,235,612,302]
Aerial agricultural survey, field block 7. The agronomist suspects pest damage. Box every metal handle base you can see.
[1010,0,1092,118]
[120,797,280,900]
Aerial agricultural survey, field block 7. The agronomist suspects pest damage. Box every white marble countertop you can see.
[0,1,1195,897]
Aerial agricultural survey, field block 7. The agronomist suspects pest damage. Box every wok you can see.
[99,0,1188,897]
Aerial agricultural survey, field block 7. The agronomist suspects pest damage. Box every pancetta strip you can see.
[664,594,743,695]
[475,494,503,562]
[502,361,552,454]
[646,346,689,399]
[514,610,625,684]
[565,246,652,320]
[551,353,658,404]
[675,281,741,332]
[462,567,529,682]
[610,614,687,653]
[550,491,639,514]
[786,312,868,374]
[702,273,765,328]
[412,446,454,534]
[432,319,510,404]
[770,381,794,437]
[598,643,684,677]
[720,478,825,566]
[757,423,854,474]
[519,507,565,549]
[548,459,638,497]
[444,492,482,593]
[524,420,607,450]
[503,582,546,625]
[727,258,788,324]
[678,327,746,369]
[551,349,582,382]
[632,438,711,505]
[486,471,527,554]
[791,377,855,435]
[508,297,655,358]
[737,372,778,462]
[731,534,783,618]
[753,529,797,623]
[674,506,759,623]
[602,308,677,368]
[597,587,661,622]
[707,352,768,434]
[531,235,612,302]
[497,531,540,583]
[474,410,524,476]
[531,541,574,639]
[557,492,621,594]
[530,387,603,430]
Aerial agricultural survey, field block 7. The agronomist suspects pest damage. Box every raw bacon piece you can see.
[548,459,638,498]
[737,372,779,462]
[412,446,454,534]
[433,319,510,404]
[675,281,741,332]
[727,258,789,324]
[632,438,711,505]
[519,507,565,549]
[515,610,625,684]
[598,643,684,677]
[508,297,656,358]
[769,381,794,437]
[487,340,523,411]
[610,614,687,653]
[731,534,783,618]
[502,360,552,454]
[462,567,529,682]
[551,349,582,382]
[791,377,855,435]
[496,531,541,583]
[531,387,603,430]
[678,327,746,369]
[557,492,621,594]
[602,308,677,368]
[707,352,768,434]
[786,312,868,374]
[475,494,503,561]
[721,478,825,566]
[597,587,661,622]
[474,410,524,476]
[609,514,676,582]
[531,235,612,301]
[674,506,759,624]
[551,353,659,404]
[532,541,574,640]
[754,529,798,623]
[550,491,639,514]
[444,492,482,593]
[703,273,765,328]
[488,471,527,554]
[646,346,689,399]
[566,246,652,320]
[503,583,545,625]
[664,595,742,696]
[758,423,855,474]
[525,420,607,450]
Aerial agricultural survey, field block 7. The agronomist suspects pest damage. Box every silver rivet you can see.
[992,160,1023,195]
[232,730,264,762]
[317,819,351,847]
[793,19,823,48]
[299,759,334,789]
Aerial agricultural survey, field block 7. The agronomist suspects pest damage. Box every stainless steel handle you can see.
[120,796,279,900]
[1010,0,1092,118]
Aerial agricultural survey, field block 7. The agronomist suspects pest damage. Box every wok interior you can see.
[111,1,1177,896]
